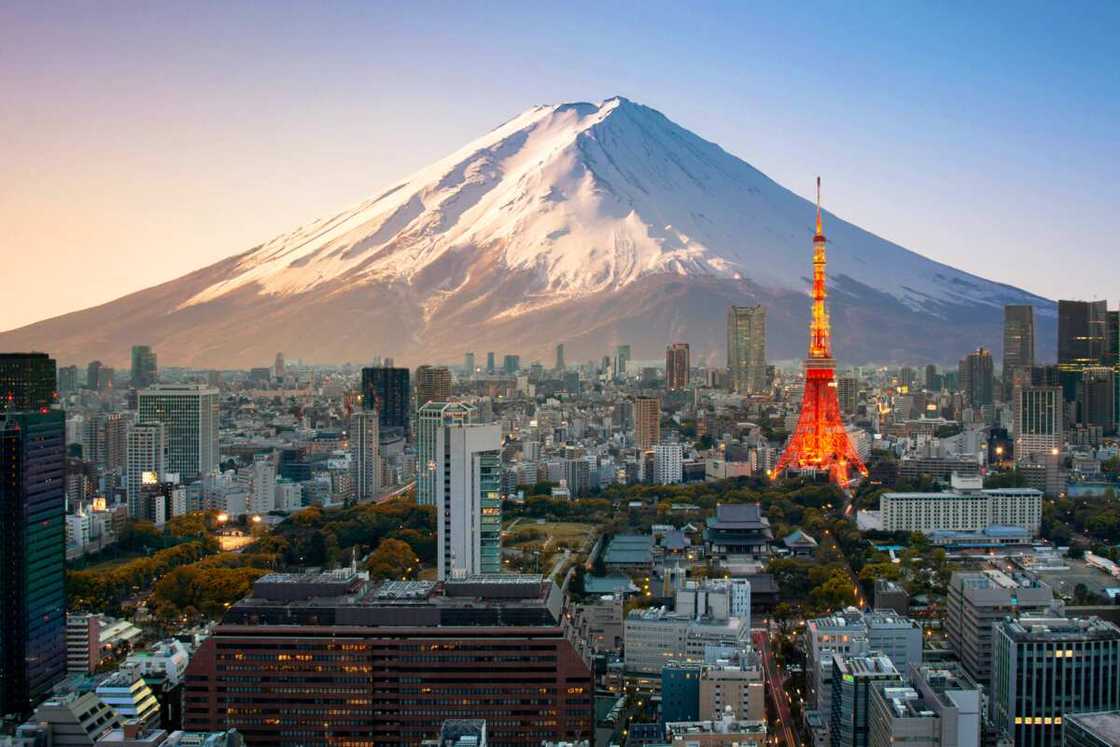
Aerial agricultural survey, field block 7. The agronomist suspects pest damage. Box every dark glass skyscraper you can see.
[0,352,57,412]
[360,366,410,435]
[130,345,158,388]
[959,347,994,409]
[0,354,66,718]
[1058,300,1109,402]
[1002,304,1035,401]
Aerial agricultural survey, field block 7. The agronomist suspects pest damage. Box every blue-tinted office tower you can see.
[0,354,66,718]
[661,664,701,724]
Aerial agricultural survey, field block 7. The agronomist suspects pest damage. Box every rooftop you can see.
[225,571,563,628]
[1000,615,1120,643]
[1066,711,1120,743]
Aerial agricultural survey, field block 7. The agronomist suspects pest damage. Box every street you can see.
[754,629,799,747]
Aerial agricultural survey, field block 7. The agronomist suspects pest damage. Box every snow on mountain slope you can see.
[181,97,1035,317]
[0,96,1054,368]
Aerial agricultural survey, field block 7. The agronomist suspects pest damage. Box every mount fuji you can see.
[2,96,1053,368]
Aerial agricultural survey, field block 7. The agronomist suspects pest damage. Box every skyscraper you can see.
[463,352,475,376]
[126,423,166,519]
[502,355,520,375]
[555,344,565,372]
[1058,300,1109,401]
[633,396,660,449]
[416,402,501,579]
[56,365,78,395]
[0,352,57,411]
[129,345,158,389]
[959,348,994,409]
[85,360,102,391]
[615,344,631,381]
[0,354,66,717]
[991,616,1120,746]
[416,401,474,507]
[1013,385,1063,460]
[486,352,496,373]
[1109,310,1120,366]
[273,352,286,380]
[349,409,380,503]
[727,305,766,394]
[136,385,219,481]
[1002,305,1035,401]
[1080,366,1115,433]
[414,365,452,408]
[665,343,690,391]
[360,366,411,435]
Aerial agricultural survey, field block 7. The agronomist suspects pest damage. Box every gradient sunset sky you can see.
[2,1,1117,331]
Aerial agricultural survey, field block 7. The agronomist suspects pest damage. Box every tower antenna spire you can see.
[815,176,823,238]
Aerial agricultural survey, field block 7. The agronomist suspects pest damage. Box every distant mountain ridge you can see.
[1,96,1054,367]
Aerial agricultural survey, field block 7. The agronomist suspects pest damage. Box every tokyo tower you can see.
[771,178,868,487]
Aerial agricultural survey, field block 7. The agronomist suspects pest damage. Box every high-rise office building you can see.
[0,352,57,411]
[85,360,102,391]
[485,352,496,373]
[360,366,410,435]
[126,423,166,519]
[84,412,130,474]
[991,616,1120,747]
[1080,366,1115,433]
[414,365,452,407]
[634,396,660,450]
[959,348,994,409]
[830,655,903,747]
[555,344,565,372]
[727,305,767,394]
[248,453,276,515]
[57,365,78,395]
[615,344,631,380]
[463,352,475,376]
[416,402,501,580]
[1059,300,1110,402]
[837,376,859,414]
[924,364,941,392]
[136,385,219,482]
[502,355,520,375]
[665,343,690,391]
[945,570,1054,684]
[273,352,285,379]
[1002,305,1035,401]
[0,379,66,716]
[349,409,380,503]
[1013,385,1063,460]
[129,345,158,389]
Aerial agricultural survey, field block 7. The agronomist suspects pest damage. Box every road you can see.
[376,480,415,502]
[754,629,798,747]
[820,528,867,609]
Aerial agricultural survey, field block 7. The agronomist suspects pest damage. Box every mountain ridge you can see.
[1,96,1054,368]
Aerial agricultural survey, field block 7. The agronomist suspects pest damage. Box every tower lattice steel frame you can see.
[771,178,868,487]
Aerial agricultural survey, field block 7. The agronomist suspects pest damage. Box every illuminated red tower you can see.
[771,178,868,487]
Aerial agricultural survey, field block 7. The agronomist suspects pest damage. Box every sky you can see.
[2,1,1117,331]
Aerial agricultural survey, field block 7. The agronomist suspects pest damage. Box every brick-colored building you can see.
[183,572,593,745]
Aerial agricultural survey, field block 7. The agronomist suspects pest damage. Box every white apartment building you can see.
[879,486,1042,535]
[125,423,166,519]
[654,443,684,484]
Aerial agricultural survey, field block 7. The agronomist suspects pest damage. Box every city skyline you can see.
[5,6,1120,746]
[3,2,1119,332]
